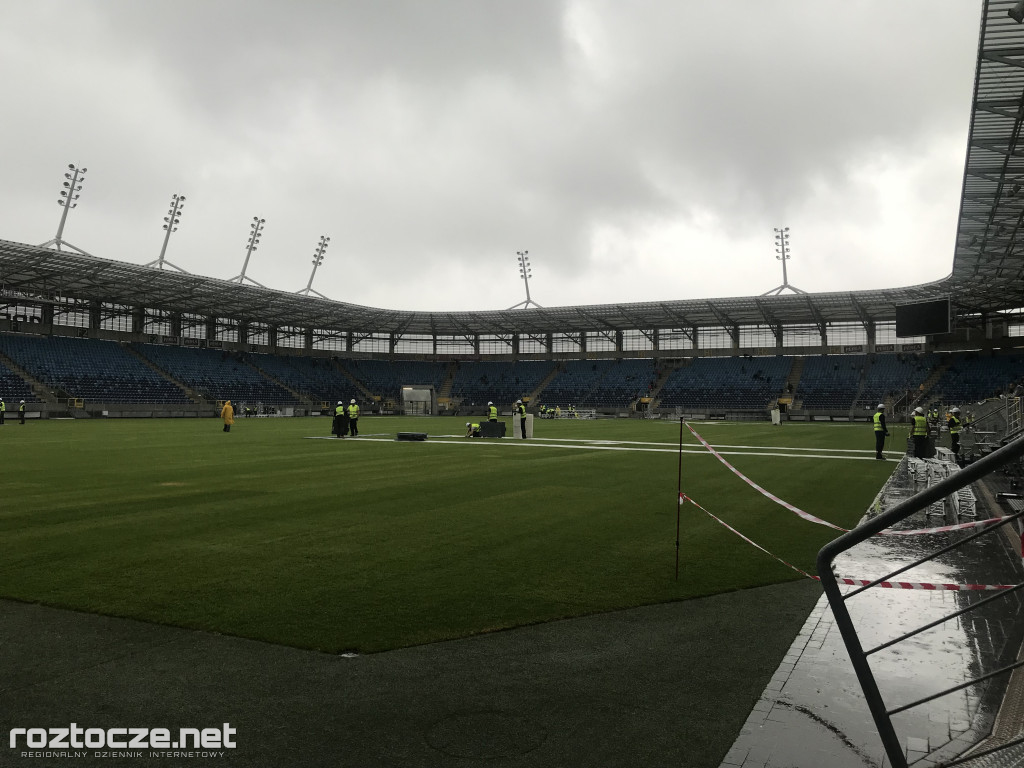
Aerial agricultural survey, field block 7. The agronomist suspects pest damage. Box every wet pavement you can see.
[721,456,1024,768]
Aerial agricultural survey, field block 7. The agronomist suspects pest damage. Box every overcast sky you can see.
[0,1,982,312]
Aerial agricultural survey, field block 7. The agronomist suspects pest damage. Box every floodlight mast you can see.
[508,250,542,309]
[298,235,330,298]
[229,216,267,287]
[38,163,95,257]
[144,193,189,273]
[761,227,806,296]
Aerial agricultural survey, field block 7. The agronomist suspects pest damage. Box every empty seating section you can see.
[0,334,190,403]
[452,361,555,405]
[597,359,656,404]
[856,354,938,409]
[245,353,351,402]
[133,344,295,405]
[658,356,791,410]
[0,358,36,402]
[344,360,447,402]
[541,359,655,407]
[932,352,1024,403]
[797,355,865,410]
[1,333,1018,414]
[541,360,612,407]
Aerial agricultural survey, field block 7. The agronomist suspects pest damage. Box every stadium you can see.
[3,2,1024,768]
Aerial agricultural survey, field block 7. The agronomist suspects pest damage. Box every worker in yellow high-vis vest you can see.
[948,407,963,460]
[347,399,360,437]
[873,404,889,460]
[487,402,498,422]
[332,400,347,438]
[911,406,929,459]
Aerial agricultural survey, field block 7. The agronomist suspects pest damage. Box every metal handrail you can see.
[936,733,1024,768]
[843,508,1024,599]
[888,657,1024,716]
[816,436,1024,768]
[865,579,1024,657]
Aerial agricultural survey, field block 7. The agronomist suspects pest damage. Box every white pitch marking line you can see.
[513,436,882,454]
[304,435,896,461]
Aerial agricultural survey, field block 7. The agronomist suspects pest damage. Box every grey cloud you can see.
[0,0,983,310]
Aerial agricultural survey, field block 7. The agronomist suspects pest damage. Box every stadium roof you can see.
[950,0,1024,311]
[0,0,1020,339]
[0,238,953,336]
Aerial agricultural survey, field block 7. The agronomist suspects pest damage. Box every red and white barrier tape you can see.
[684,423,1009,537]
[682,494,819,581]
[680,493,1019,591]
[833,578,1016,592]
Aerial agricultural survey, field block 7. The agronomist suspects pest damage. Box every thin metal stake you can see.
[676,417,683,580]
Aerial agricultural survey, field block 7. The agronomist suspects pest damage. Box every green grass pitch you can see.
[0,416,905,653]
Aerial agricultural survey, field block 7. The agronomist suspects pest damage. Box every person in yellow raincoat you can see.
[221,400,234,432]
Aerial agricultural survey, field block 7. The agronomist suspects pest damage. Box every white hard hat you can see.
[487,401,493,405]
[952,407,961,413]
[337,401,342,405]
[350,399,356,404]
[914,407,924,414]
[877,403,884,409]
[466,422,471,427]
[20,400,24,403]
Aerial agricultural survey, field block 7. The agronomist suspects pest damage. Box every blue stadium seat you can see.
[0,334,190,404]
[658,356,790,410]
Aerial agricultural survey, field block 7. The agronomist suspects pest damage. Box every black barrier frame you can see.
[816,437,1024,768]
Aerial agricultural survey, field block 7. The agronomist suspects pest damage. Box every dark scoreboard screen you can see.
[895,298,950,337]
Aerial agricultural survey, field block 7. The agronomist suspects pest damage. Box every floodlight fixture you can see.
[228,216,267,287]
[508,249,542,309]
[38,162,94,256]
[761,226,806,296]
[298,234,331,298]
[144,193,189,273]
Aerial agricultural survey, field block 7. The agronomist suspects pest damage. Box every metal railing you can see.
[1006,396,1022,442]
[816,437,1024,768]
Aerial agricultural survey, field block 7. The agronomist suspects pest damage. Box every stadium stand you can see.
[930,351,1024,404]
[2,331,1022,420]
[854,353,939,410]
[795,355,866,411]
[597,358,656,405]
[451,360,556,406]
[657,356,791,411]
[0,357,38,403]
[0,334,190,404]
[132,343,296,405]
[243,352,352,403]
[540,359,655,408]
[344,359,448,403]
